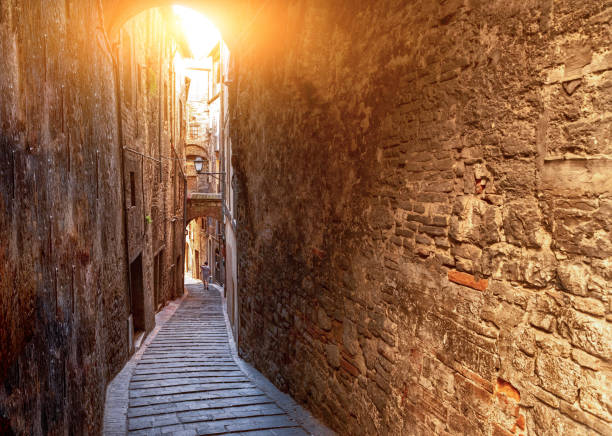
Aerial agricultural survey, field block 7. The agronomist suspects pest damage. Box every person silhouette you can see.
[200,261,211,290]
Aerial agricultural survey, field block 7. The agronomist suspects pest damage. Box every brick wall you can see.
[234,1,611,434]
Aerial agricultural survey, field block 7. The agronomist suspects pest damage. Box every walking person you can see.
[200,262,211,290]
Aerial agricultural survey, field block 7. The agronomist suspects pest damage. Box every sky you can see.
[172,5,221,60]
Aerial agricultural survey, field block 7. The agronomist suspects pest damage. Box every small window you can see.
[189,125,199,138]
[130,171,136,206]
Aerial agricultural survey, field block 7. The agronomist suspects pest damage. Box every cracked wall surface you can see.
[234,1,611,434]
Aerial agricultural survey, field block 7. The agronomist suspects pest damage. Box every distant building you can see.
[118,8,191,352]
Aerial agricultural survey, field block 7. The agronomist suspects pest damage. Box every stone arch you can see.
[186,144,208,158]
[186,196,222,222]
[102,0,255,46]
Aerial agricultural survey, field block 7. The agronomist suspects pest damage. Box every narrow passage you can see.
[125,281,311,435]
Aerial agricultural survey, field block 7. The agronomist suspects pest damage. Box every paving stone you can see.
[125,282,315,435]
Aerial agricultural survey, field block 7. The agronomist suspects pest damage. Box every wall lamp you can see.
[194,156,204,173]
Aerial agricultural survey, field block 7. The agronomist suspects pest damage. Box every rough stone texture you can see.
[0,1,127,434]
[0,3,186,434]
[1,0,611,435]
[234,1,612,435]
[119,8,187,327]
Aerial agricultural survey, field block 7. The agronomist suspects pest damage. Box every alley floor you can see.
[103,278,331,436]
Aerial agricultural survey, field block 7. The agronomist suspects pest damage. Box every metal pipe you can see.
[219,42,226,286]
[123,146,162,163]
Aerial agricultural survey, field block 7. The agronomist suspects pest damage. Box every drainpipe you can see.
[219,42,226,289]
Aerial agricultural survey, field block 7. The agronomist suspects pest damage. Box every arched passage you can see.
[2,1,610,436]
[102,0,254,45]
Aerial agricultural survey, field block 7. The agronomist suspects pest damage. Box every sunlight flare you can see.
[172,5,221,60]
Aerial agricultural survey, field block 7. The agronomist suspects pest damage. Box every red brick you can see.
[340,358,360,377]
[448,270,488,291]
[494,378,520,402]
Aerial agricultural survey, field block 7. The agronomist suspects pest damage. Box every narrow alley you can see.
[105,278,329,435]
[1,1,611,435]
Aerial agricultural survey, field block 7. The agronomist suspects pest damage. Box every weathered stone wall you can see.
[234,1,611,435]
[119,8,187,336]
[0,0,128,433]
[0,3,188,434]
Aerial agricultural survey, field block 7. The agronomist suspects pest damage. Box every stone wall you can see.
[0,0,127,433]
[0,3,187,434]
[119,8,187,335]
[234,1,611,435]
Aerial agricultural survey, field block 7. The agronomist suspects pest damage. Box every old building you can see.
[0,4,191,434]
[183,56,225,285]
[184,65,211,280]
[118,7,190,351]
[1,0,611,435]
[208,39,240,339]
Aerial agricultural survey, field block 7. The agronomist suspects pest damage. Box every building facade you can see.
[0,5,191,434]
[183,58,225,285]
[118,8,189,351]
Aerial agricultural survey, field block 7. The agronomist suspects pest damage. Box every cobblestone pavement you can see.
[122,280,325,436]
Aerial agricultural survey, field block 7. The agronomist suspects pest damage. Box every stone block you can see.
[450,196,500,246]
[317,307,332,332]
[325,344,340,369]
[542,159,612,197]
[535,354,580,402]
[571,296,606,317]
[502,200,542,248]
[557,262,589,296]
[558,310,612,360]
[579,385,612,422]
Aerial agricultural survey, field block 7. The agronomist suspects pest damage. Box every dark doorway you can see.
[153,250,163,311]
[129,254,145,333]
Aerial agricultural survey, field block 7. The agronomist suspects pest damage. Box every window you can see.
[189,124,200,138]
[130,171,136,206]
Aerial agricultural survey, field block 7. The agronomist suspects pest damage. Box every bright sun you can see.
[172,5,221,60]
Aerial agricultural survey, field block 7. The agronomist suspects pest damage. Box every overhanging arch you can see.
[102,0,256,47]
[187,192,222,222]
[186,144,209,156]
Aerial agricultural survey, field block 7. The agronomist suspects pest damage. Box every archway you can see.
[102,0,255,46]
